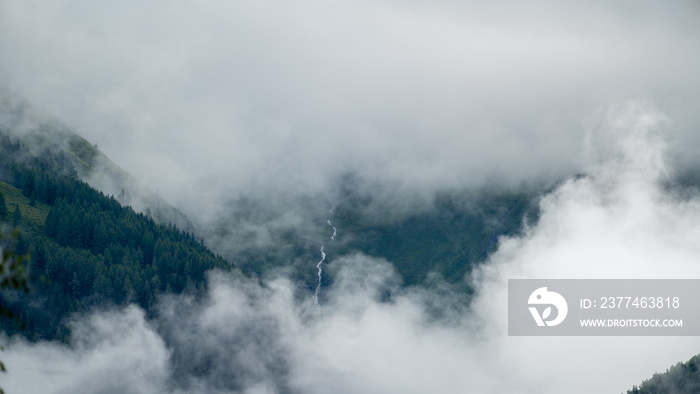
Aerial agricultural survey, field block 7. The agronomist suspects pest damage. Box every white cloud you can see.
[3,306,169,394]
[2,0,700,391]
[5,109,700,393]
[1,0,699,220]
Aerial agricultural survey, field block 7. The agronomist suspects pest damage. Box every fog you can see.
[1,0,699,222]
[3,105,700,393]
[2,1,700,393]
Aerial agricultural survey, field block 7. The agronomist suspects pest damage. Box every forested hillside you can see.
[0,93,196,232]
[214,182,540,292]
[0,132,228,341]
[628,354,700,394]
[1,125,544,343]
[4,129,700,393]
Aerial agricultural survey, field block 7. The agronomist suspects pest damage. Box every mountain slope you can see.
[0,89,194,232]
[628,354,700,394]
[0,132,229,341]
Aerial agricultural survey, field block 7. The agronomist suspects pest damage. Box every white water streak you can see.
[313,213,337,310]
[312,246,326,310]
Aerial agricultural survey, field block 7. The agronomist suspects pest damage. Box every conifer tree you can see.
[0,192,7,219]
[12,204,21,226]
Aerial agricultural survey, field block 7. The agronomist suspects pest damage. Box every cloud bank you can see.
[4,106,700,393]
[2,0,700,392]
[1,0,699,222]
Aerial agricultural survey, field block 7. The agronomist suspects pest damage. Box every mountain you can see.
[0,107,542,341]
[0,131,228,341]
[628,354,700,394]
[5,94,700,393]
[0,89,194,232]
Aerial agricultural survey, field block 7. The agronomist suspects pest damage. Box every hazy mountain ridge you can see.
[0,131,228,341]
[628,353,700,394]
[0,90,194,232]
[2,98,700,391]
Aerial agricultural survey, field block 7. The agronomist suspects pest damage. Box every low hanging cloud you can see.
[1,0,700,224]
[4,105,700,394]
[2,306,169,394]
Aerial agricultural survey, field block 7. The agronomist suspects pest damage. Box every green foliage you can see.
[0,132,229,341]
[0,192,7,219]
[11,204,21,227]
[0,182,50,235]
[628,354,700,394]
[228,185,539,290]
[0,228,30,313]
[332,190,536,285]
[67,134,99,167]
[0,228,30,394]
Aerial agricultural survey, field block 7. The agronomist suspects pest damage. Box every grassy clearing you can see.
[0,181,50,234]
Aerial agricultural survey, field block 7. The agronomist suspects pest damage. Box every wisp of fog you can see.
[2,0,700,393]
[3,104,700,394]
[1,0,699,222]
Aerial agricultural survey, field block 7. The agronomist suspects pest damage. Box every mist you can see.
[2,1,700,393]
[1,0,699,224]
[3,106,700,393]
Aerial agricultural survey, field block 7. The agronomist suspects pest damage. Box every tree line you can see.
[0,132,228,341]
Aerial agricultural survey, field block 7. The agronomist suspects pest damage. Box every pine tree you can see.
[12,204,22,226]
[22,172,35,197]
[0,192,7,219]
[92,223,109,254]
[44,199,63,237]
[93,272,113,298]
[70,272,81,297]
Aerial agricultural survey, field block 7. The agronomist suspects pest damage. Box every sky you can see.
[1,0,699,218]
[2,0,700,393]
